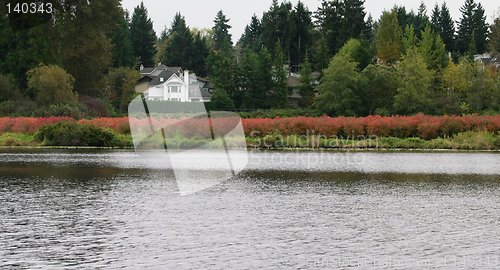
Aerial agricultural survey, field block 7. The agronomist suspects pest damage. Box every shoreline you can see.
[0,145,499,153]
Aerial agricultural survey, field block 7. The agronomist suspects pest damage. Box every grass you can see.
[0,133,37,147]
[0,130,499,150]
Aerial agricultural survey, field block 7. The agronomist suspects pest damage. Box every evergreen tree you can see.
[402,25,417,53]
[190,33,209,77]
[111,10,135,67]
[239,49,269,109]
[316,0,367,56]
[271,41,288,108]
[418,24,448,71]
[431,4,440,31]
[362,65,398,115]
[375,11,402,65]
[489,17,500,57]
[239,15,262,52]
[290,1,313,69]
[472,3,488,53]
[212,10,233,50]
[438,3,456,52]
[130,2,157,67]
[299,54,315,107]
[161,13,193,68]
[456,0,487,54]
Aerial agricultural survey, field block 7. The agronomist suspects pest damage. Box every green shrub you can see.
[451,131,497,150]
[35,121,117,147]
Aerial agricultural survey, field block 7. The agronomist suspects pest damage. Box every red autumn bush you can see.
[242,114,500,139]
[1,114,499,140]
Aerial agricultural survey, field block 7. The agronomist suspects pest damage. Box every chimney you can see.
[184,70,189,101]
[140,64,144,71]
[158,62,161,66]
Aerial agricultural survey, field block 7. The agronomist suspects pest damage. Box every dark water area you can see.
[1,149,499,269]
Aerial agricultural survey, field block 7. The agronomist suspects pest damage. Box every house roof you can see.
[149,68,182,86]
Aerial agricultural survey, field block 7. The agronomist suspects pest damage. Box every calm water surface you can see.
[1,149,499,269]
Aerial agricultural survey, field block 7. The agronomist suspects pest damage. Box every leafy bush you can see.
[35,121,117,147]
[27,65,77,106]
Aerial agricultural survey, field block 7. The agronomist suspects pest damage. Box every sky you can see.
[121,0,499,42]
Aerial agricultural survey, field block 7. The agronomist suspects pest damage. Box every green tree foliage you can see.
[488,16,500,57]
[212,10,233,50]
[239,49,271,109]
[361,65,398,115]
[418,24,448,71]
[57,0,122,97]
[337,38,373,70]
[456,0,488,54]
[210,89,234,111]
[316,52,364,116]
[160,13,193,68]
[316,0,368,56]
[393,50,434,114]
[104,68,140,113]
[375,11,402,65]
[299,55,315,107]
[111,10,135,68]
[290,1,314,68]
[436,3,456,52]
[0,74,19,102]
[190,33,210,77]
[0,11,58,93]
[130,2,157,67]
[208,11,238,107]
[270,42,288,108]
[402,25,417,53]
[238,15,263,51]
[392,4,429,37]
[27,65,77,106]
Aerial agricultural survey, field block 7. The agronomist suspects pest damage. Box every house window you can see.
[170,86,180,93]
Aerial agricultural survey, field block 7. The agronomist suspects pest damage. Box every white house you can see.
[135,64,212,102]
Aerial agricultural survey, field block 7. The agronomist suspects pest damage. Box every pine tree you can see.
[130,2,157,67]
[456,0,476,54]
[489,17,500,57]
[418,24,448,71]
[190,33,209,77]
[271,41,288,108]
[212,10,232,50]
[473,3,488,53]
[290,1,313,69]
[299,54,315,107]
[161,13,193,68]
[375,11,402,65]
[402,25,417,53]
[438,3,456,52]
[111,10,135,67]
[431,4,440,31]
[316,0,367,56]
[238,15,262,52]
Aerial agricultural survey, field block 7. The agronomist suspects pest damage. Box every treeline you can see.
[0,0,499,117]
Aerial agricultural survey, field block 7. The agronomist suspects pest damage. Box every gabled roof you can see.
[149,68,182,86]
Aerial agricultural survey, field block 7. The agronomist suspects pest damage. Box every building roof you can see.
[138,65,183,86]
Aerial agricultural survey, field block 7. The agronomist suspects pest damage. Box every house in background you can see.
[135,64,213,102]
[474,53,500,70]
[286,71,321,108]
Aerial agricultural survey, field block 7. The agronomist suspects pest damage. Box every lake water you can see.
[1,149,499,269]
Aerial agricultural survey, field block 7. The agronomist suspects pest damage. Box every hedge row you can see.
[1,114,499,140]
